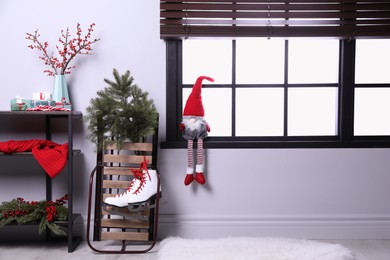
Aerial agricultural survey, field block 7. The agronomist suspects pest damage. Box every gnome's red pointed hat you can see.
[183,76,214,117]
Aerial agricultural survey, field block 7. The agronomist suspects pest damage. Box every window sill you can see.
[160,140,390,149]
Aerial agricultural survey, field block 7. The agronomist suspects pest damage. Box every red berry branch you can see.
[0,195,69,236]
[26,23,100,76]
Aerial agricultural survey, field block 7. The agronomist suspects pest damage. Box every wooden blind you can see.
[160,0,390,39]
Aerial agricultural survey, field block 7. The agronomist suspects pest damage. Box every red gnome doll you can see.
[180,76,214,186]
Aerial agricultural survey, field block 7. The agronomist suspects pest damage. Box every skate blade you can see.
[102,204,149,220]
[127,193,162,211]
[103,202,128,208]
[127,201,155,212]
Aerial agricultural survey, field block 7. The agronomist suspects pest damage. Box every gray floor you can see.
[0,240,390,260]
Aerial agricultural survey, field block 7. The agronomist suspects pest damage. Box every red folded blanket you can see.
[0,140,68,178]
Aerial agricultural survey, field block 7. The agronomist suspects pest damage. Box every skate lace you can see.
[133,156,150,195]
[114,178,138,198]
[113,156,150,197]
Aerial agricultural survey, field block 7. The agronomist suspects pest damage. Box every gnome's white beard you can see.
[182,117,205,131]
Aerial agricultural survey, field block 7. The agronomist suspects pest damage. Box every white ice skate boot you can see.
[127,162,160,205]
[104,177,141,208]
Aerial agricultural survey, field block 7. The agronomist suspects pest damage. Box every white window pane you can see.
[183,40,232,84]
[355,39,390,84]
[236,39,285,84]
[288,39,339,84]
[288,88,338,136]
[236,88,284,136]
[183,88,232,136]
[354,88,390,136]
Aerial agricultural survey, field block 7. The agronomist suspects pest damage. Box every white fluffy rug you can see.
[158,237,355,260]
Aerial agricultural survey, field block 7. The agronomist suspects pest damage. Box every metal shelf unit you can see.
[0,111,82,252]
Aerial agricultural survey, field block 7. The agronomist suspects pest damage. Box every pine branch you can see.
[47,222,67,236]
[85,69,158,150]
[39,218,47,234]
[0,217,15,228]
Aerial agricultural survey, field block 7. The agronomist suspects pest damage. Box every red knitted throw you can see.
[0,140,68,178]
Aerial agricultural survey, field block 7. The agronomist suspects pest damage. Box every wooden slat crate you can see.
[99,140,155,242]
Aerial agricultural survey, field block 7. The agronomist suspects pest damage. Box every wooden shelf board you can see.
[0,149,82,156]
[0,110,82,118]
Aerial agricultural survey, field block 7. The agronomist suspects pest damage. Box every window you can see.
[162,39,390,149]
[354,39,390,136]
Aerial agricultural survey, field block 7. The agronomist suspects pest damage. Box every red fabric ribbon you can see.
[0,140,68,178]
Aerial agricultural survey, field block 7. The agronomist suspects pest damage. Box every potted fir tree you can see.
[85,69,158,150]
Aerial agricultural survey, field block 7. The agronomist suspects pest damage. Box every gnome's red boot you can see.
[184,166,195,185]
[184,173,195,186]
[194,164,206,185]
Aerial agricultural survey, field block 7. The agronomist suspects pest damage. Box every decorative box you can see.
[55,102,72,111]
[10,98,33,111]
[32,92,51,101]
[33,100,56,107]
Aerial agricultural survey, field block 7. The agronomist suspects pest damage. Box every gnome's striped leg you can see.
[187,139,194,170]
[194,138,206,185]
[184,140,195,186]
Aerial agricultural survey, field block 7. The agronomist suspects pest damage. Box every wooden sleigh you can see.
[86,123,160,254]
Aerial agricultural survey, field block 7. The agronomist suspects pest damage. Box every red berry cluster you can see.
[54,194,69,206]
[16,197,38,205]
[2,197,29,219]
[2,209,30,219]
[25,23,100,76]
[45,194,68,222]
[45,205,57,222]
[46,195,69,222]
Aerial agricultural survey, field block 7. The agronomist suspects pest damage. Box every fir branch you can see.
[85,69,158,151]
[39,217,47,234]
[0,216,15,228]
[46,222,66,236]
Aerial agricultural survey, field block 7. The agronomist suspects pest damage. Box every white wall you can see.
[1,0,390,240]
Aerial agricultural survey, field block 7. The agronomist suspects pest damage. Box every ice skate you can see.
[103,177,141,208]
[127,161,161,209]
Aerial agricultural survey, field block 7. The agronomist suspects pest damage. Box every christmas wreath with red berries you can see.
[0,195,68,236]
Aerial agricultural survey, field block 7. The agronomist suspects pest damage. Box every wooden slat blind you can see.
[160,0,390,39]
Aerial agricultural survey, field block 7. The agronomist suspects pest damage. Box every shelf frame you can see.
[0,111,82,252]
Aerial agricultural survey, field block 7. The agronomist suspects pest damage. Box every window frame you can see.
[161,39,390,149]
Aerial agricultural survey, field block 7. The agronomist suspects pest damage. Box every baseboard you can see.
[156,214,390,240]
